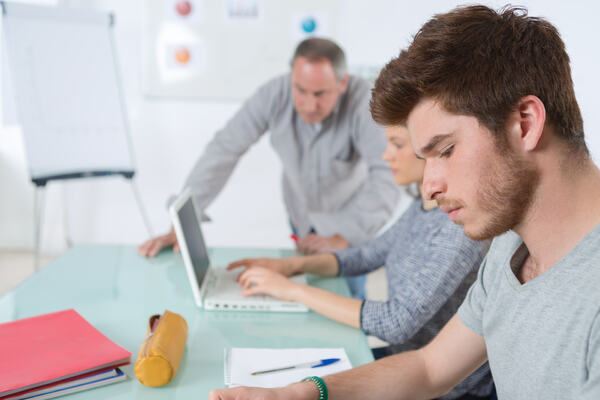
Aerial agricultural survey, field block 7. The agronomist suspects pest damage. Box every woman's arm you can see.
[294,284,362,328]
[238,267,362,328]
[228,253,339,277]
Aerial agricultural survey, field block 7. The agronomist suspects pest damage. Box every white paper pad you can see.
[224,348,352,388]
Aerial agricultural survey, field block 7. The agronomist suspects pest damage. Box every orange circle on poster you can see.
[175,1,192,17]
[175,48,191,64]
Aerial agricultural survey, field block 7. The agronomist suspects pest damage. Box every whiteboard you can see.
[142,0,340,100]
[1,2,135,184]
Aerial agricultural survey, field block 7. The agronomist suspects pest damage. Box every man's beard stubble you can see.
[468,146,540,241]
[436,144,540,242]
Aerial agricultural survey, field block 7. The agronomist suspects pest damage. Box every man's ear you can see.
[507,95,546,152]
[338,74,349,94]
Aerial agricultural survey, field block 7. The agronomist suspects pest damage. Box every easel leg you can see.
[129,179,154,238]
[33,185,45,272]
[62,184,72,248]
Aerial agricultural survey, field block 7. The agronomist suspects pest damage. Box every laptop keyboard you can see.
[203,267,308,312]
[211,268,269,301]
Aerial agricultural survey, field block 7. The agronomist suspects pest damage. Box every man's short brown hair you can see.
[371,5,587,155]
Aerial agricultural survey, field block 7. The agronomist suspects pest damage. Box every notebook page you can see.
[225,348,352,388]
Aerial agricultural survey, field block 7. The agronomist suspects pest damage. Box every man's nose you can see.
[304,95,317,112]
[422,162,446,201]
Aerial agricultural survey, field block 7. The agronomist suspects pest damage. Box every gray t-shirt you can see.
[458,224,600,399]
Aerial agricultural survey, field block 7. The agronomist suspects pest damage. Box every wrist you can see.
[284,381,322,400]
[288,281,306,302]
[290,257,305,275]
[333,234,350,247]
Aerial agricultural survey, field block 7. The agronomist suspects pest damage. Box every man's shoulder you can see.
[263,73,290,87]
[572,221,600,263]
[255,73,292,99]
[564,222,600,295]
[345,75,372,100]
[246,74,292,115]
[336,75,373,121]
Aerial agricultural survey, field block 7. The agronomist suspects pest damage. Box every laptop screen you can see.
[177,197,210,286]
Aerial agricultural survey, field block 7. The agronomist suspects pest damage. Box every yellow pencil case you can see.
[134,310,188,387]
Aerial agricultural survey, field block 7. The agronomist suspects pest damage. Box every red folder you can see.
[0,309,131,397]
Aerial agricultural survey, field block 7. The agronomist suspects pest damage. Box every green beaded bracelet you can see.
[301,376,328,400]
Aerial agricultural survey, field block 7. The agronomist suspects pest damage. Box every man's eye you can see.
[394,143,404,149]
[440,145,454,158]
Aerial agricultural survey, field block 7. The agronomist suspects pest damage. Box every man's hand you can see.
[137,227,179,257]
[237,267,303,301]
[297,234,350,255]
[209,381,317,400]
[209,387,284,400]
[227,257,298,276]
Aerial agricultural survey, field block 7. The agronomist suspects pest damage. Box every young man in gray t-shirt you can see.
[458,228,600,398]
[209,5,600,400]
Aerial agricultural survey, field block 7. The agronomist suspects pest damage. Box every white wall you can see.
[1,0,600,254]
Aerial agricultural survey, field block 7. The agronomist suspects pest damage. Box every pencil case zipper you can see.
[141,314,162,358]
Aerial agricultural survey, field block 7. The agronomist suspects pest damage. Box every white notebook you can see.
[224,348,352,388]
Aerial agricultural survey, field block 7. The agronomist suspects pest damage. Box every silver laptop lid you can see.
[170,188,210,306]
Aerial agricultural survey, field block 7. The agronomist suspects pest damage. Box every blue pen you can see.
[251,358,341,375]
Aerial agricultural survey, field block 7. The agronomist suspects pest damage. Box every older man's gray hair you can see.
[290,37,347,81]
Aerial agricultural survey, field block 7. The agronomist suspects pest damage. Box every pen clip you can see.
[311,358,339,368]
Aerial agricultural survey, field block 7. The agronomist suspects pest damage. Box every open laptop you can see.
[170,188,308,312]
